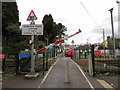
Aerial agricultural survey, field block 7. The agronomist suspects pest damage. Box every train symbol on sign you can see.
[30,16,35,19]
[27,10,37,21]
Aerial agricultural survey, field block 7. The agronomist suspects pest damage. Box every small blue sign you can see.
[19,53,29,58]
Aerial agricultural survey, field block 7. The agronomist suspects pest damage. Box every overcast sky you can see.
[16,0,119,45]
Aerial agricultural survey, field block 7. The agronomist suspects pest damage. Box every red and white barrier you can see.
[36,29,82,53]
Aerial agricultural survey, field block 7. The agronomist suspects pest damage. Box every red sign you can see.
[0,54,5,59]
[27,10,37,21]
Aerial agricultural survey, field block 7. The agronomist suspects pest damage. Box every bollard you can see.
[65,61,70,83]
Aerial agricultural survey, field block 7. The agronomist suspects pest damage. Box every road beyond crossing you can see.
[38,56,93,88]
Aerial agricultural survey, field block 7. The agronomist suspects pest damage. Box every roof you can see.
[74,45,90,50]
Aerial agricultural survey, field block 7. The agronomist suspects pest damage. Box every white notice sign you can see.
[22,24,43,35]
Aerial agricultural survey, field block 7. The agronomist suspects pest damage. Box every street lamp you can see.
[108,8,116,59]
[116,0,120,3]
[116,0,120,39]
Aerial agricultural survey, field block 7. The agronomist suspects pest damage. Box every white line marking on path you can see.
[70,58,95,90]
[38,58,59,89]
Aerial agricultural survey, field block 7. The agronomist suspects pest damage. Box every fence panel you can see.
[94,44,120,75]
[3,52,18,74]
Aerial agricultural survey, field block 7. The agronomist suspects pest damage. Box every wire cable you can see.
[78,0,103,29]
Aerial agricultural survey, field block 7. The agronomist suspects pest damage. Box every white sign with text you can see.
[22,24,43,35]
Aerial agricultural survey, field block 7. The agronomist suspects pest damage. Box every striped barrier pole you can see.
[36,29,82,53]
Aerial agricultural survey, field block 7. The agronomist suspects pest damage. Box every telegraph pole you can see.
[108,8,116,59]
[103,29,105,59]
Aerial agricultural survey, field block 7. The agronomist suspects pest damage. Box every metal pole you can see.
[79,49,81,59]
[91,45,95,76]
[30,20,35,74]
[43,51,45,75]
[16,53,19,75]
[109,8,116,59]
[71,52,72,59]
[85,51,86,59]
[46,49,48,71]
[103,29,106,59]
[54,46,55,57]
[118,1,120,39]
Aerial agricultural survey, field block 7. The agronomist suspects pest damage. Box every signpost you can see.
[22,10,43,76]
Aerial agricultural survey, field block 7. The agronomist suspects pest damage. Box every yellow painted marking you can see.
[97,79,114,89]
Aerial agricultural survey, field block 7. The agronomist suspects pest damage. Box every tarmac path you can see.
[38,56,94,89]
[2,54,116,89]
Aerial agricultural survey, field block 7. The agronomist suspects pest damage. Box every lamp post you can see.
[116,0,120,39]
[108,8,116,59]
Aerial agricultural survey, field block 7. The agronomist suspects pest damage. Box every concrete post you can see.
[89,45,95,76]
[89,55,94,76]
[65,61,70,83]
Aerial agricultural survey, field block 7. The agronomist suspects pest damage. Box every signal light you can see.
[27,40,33,45]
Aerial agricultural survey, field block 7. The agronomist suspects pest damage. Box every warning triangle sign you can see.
[27,10,37,21]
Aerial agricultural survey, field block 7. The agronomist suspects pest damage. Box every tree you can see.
[2,2,28,52]
[115,38,120,49]
[107,36,120,49]
[42,14,54,45]
[56,23,67,39]
[40,14,67,46]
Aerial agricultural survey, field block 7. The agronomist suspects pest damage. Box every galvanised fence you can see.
[72,44,120,76]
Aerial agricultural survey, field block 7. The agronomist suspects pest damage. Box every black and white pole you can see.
[30,20,35,74]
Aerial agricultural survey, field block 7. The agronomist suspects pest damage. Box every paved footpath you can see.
[3,55,116,89]
[38,56,103,89]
